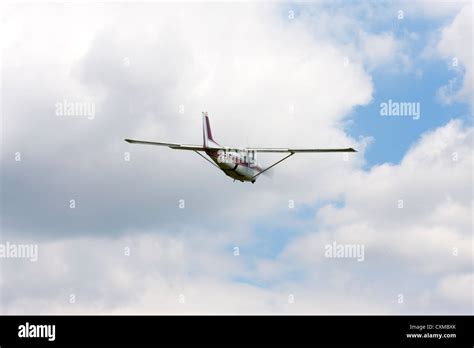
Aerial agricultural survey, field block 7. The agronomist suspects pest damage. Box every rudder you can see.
[202,112,219,148]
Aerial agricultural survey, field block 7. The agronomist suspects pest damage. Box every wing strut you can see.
[250,152,295,180]
[194,150,220,169]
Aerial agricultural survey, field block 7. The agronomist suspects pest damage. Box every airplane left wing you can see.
[124,139,207,151]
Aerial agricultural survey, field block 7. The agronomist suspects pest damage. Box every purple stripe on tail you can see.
[205,116,214,141]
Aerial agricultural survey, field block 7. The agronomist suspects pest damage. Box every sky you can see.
[0,0,472,314]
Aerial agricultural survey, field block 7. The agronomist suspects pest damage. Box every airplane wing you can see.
[124,139,207,151]
[245,147,357,153]
[246,146,357,180]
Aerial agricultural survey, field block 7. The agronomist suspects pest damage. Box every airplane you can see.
[125,112,356,184]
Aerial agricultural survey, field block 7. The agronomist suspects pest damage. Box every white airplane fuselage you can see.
[205,147,263,183]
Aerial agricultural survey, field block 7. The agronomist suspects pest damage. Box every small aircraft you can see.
[125,112,356,183]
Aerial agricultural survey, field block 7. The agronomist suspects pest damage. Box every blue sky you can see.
[349,14,470,166]
[350,60,470,167]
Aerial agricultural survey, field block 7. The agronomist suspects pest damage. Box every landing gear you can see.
[251,180,255,184]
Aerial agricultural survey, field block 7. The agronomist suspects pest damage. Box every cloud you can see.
[2,119,470,314]
[278,120,473,312]
[436,273,473,307]
[406,0,466,19]
[0,1,374,314]
[0,2,472,314]
[359,31,412,72]
[294,3,412,72]
[0,231,390,314]
[436,4,473,105]
[1,2,372,239]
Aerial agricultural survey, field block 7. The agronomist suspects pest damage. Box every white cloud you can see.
[2,120,470,314]
[407,0,466,19]
[0,1,373,314]
[280,120,473,312]
[436,273,473,307]
[295,5,411,72]
[1,2,371,237]
[360,32,402,70]
[436,4,473,105]
[0,2,472,315]
[0,232,389,314]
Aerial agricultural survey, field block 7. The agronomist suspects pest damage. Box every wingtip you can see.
[124,139,132,143]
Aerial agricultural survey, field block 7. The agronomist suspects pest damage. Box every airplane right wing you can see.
[246,146,357,180]
[245,147,357,153]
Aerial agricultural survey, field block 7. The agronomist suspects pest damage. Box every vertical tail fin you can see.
[202,112,219,148]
